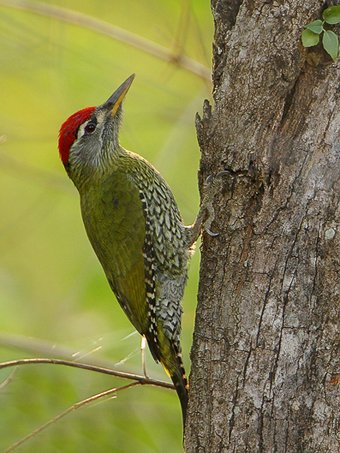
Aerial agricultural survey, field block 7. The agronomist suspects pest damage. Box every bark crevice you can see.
[186,1,339,451]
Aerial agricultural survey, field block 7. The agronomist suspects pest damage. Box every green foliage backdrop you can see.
[0,1,212,451]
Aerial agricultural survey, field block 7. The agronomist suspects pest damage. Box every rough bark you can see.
[185,1,339,452]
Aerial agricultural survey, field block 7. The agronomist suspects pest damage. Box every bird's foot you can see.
[186,171,228,246]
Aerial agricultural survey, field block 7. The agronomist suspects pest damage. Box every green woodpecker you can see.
[58,75,216,425]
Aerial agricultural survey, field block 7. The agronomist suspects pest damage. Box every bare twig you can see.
[0,0,210,81]
[0,357,174,390]
[0,333,139,370]
[0,333,93,358]
[4,382,139,452]
[0,344,174,450]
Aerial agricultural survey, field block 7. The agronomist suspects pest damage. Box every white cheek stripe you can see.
[77,111,106,140]
[77,122,87,139]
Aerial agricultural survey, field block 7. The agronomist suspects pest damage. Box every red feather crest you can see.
[58,107,95,164]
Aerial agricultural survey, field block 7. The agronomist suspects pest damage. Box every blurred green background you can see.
[0,0,212,451]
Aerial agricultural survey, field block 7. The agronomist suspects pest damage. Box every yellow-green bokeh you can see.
[0,1,212,451]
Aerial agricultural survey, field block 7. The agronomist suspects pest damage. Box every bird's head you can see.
[58,74,135,184]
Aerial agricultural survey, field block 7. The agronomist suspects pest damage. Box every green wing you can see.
[80,171,150,336]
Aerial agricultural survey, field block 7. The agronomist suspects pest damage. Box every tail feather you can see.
[169,342,188,428]
[170,367,188,427]
[146,332,188,428]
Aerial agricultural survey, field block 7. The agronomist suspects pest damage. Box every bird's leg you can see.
[186,171,228,248]
[141,335,149,378]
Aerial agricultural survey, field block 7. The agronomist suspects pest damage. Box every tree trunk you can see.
[185,1,339,452]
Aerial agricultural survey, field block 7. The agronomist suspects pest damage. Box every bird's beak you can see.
[102,74,135,116]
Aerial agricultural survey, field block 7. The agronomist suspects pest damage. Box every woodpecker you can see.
[58,74,216,426]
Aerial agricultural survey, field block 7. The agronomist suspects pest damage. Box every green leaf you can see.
[305,19,324,34]
[323,5,340,24]
[301,29,320,47]
[322,30,339,61]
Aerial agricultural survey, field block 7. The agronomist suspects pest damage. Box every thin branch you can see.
[0,0,211,82]
[0,347,174,449]
[4,382,139,452]
[0,333,138,370]
[0,333,86,358]
[0,357,174,390]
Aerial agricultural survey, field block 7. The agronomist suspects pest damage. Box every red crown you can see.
[58,106,95,164]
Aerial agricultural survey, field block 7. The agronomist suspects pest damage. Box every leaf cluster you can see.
[301,6,340,61]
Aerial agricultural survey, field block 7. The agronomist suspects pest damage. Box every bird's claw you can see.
[187,170,228,245]
[216,170,230,179]
[204,170,229,187]
[205,226,219,237]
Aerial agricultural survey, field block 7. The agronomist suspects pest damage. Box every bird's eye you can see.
[84,121,96,134]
